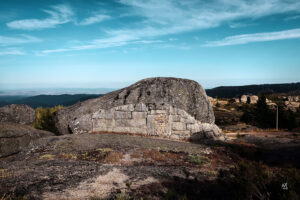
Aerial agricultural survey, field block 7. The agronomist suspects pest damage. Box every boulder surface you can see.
[0,122,54,157]
[54,77,224,140]
[0,104,36,125]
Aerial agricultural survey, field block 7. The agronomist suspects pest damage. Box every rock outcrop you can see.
[284,96,300,112]
[288,96,300,102]
[239,95,258,104]
[0,122,54,157]
[208,97,228,107]
[0,104,36,125]
[54,77,224,140]
[284,101,300,112]
[249,95,259,104]
[240,95,248,103]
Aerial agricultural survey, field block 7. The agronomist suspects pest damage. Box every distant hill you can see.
[206,82,300,98]
[0,94,103,108]
[0,101,7,107]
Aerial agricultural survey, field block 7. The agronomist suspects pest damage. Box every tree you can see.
[255,96,275,128]
[32,105,63,134]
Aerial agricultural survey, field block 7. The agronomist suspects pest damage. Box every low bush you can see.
[218,160,300,200]
[186,155,210,166]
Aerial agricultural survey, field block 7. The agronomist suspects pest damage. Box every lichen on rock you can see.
[0,104,36,125]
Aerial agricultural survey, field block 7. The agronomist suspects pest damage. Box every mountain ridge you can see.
[206,82,300,98]
[0,94,103,108]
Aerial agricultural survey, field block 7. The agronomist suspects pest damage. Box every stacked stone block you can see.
[68,103,223,140]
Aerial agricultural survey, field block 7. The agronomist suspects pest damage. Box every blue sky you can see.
[0,0,300,90]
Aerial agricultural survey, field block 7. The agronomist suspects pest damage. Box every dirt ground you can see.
[225,130,300,140]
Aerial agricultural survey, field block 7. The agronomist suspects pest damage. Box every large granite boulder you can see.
[0,104,36,125]
[54,77,224,140]
[0,122,54,157]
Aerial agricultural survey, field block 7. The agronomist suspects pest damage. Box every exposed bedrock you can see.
[0,104,36,125]
[0,122,54,157]
[54,77,224,140]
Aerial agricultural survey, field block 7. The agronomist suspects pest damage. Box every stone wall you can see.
[68,103,223,140]
[237,95,259,104]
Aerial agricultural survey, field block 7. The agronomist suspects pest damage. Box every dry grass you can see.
[114,193,132,200]
[59,153,77,160]
[104,152,124,163]
[40,154,55,160]
[141,149,187,164]
[96,148,113,154]
[164,152,185,160]
[0,169,12,179]
[143,149,167,162]
[130,151,143,159]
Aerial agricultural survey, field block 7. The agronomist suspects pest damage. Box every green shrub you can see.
[32,105,63,134]
[186,155,210,166]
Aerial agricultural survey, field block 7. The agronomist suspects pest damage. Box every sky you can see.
[0,0,300,91]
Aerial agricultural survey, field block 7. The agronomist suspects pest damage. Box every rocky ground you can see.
[224,130,300,168]
[0,133,234,200]
[1,131,299,200]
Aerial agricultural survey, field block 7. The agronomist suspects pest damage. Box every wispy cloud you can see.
[42,0,300,53]
[6,4,73,30]
[0,49,24,55]
[42,35,162,54]
[229,22,256,29]
[0,34,41,46]
[285,15,300,21]
[204,28,300,47]
[116,0,300,38]
[77,14,110,25]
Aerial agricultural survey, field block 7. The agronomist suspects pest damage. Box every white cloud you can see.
[116,0,300,38]
[0,49,24,55]
[6,4,73,30]
[204,28,300,47]
[285,15,300,21]
[0,34,41,46]
[77,14,110,25]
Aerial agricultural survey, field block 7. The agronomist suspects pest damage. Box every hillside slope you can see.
[206,82,300,98]
[0,94,103,108]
